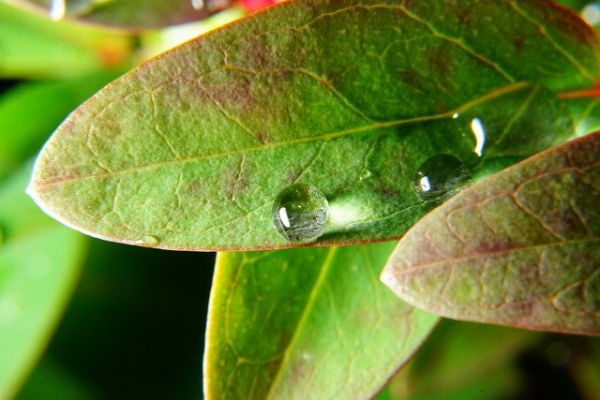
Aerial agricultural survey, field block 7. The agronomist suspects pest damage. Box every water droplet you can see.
[135,235,160,247]
[273,183,329,243]
[414,154,471,201]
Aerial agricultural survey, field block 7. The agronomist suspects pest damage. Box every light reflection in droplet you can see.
[470,117,486,157]
[191,0,204,10]
[582,3,600,26]
[419,176,431,192]
[49,0,66,20]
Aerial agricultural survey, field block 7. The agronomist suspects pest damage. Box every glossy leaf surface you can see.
[5,0,231,30]
[0,165,86,399]
[382,131,600,335]
[204,243,438,399]
[28,0,600,250]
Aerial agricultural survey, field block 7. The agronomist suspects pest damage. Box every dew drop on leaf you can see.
[273,183,329,244]
[134,235,160,247]
[414,154,471,201]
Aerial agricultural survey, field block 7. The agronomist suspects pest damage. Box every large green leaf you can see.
[204,243,438,399]
[382,131,600,335]
[28,0,600,250]
[0,165,87,399]
[6,0,232,30]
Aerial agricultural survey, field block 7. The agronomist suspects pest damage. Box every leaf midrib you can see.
[32,82,531,190]
[265,246,339,399]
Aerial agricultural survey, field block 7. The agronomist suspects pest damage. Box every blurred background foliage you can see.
[0,0,599,398]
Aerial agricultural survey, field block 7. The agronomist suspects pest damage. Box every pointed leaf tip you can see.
[382,131,600,335]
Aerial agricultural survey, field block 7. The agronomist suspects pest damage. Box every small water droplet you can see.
[135,235,160,247]
[359,170,372,182]
[273,183,329,243]
[414,154,471,201]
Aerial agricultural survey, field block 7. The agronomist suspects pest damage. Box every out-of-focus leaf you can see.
[28,0,600,251]
[16,239,213,399]
[0,72,121,179]
[382,131,600,335]
[566,337,600,398]
[0,164,86,399]
[15,356,99,400]
[204,243,438,399]
[0,1,132,79]
[382,319,540,400]
[6,0,235,30]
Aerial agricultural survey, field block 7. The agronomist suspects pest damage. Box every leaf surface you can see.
[7,0,231,29]
[204,243,438,399]
[382,131,600,335]
[382,320,540,400]
[28,0,600,250]
[0,165,86,399]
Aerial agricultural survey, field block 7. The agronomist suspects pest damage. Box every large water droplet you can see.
[135,235,160,247]
[273,183,328,243]
[414,154,471,201]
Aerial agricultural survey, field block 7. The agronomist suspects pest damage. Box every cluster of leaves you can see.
[2,0,600,398]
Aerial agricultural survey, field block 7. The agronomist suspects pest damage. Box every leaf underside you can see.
[382,131,600,335]
[28,0,600,251]
[204,243,438,399]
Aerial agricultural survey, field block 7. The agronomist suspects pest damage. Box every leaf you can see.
[381,131,600,335]
[7,0,234,30]
[0,72,121,179]
[204,243,438,399]
[383,319,540,400]
[0,164,87,399]
[0,1,132,79]
[28,0,600,250]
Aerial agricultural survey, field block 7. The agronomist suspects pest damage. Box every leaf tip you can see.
[380,264,402,297]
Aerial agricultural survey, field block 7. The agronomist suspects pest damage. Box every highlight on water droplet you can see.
[470,117,486,157]
[273,183,329,244]
[414,154,471,201]
[191,0,204,10]
[135,235,160,247]
[49,0,66,20]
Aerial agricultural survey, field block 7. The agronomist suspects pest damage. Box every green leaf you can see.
[0,1,132,79]
[8,0,233,30]
[204,243,438,399]
[383,319,540,400]
[28,0,600,250]
[0,164,87,399]
[382,131,600,335]
[0,72,121,179]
